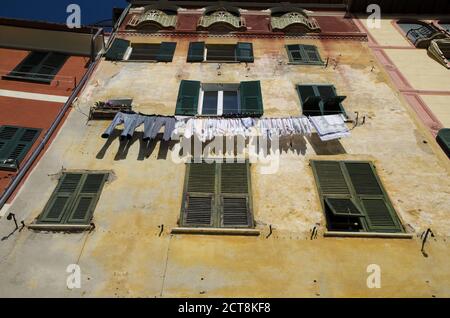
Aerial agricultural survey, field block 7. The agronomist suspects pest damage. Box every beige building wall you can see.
[0,35,449,297]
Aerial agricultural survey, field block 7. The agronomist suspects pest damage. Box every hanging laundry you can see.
[101,112,177,141]
[308,114,350,141]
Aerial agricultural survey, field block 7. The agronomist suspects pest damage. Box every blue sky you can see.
[0,0,128,25]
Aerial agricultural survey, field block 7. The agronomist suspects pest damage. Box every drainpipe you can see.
[0,30,108,212]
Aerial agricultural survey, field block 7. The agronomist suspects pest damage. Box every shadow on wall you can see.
[96,129,177,161]
[307,133,346,155]
[96,131,346,160]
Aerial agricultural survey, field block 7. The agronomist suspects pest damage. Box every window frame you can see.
[180,160,254,229]
[198,83,241,116]
[286,44,324,65]
[310,160,404,233]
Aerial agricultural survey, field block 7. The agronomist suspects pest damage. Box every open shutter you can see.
[311,161,350,196]
[297,85,321,116]
[344,162,402,232]
[436,128,450,157]
[325,198,364,217]
[0,126,20,159]
[236,42,254,62]
[38,173,83,224]
[67,174,107,224]
[219,162,251,227]
[175,80,200,115]
[183,163,216,227]
[239,81,263,117]
[157,42,177,62]
[0,127,40,170]
[187,42,205,62]
[105,38,130,61]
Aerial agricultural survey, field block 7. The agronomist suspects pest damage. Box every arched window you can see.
[270,7,320,33]
[397,20,444,48]
[197,6,246,32]
[127,7,177,31]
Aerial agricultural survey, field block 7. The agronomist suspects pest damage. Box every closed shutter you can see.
[182,163,216,227]
[38,173,107,225]
[239,81,263,117]
[34,53,68,83]
[236,42,254,62]
[5,52,67,83]
[105,38,130,61]
[175,80,200,115]
[187,42,205,62]
[67,174,107,224]
[0,126,40,170]
[220,163,251,227]
[38,173,83,223]
[344,162,402,232]
[157,42,177,62]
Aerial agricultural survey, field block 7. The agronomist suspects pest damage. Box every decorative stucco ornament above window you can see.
[271,11,321,33]
[127,9,177,31]
[197,10,246,32]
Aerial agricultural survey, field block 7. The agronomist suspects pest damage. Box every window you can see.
[187,42,254,63]
[181,161,253,228]
[397,21,444,48]
[311,161,403,233]
[106,39,177,62]
[3,51,68,84]
[286,44,323,65]
[175,80,263,117]
[0,126,41,170]
[200,83,240,115]
[297,84,346,116]
[37,173,108,225]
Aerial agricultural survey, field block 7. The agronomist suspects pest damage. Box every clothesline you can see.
[101,112,350,142]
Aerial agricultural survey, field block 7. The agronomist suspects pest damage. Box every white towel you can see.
[309,114,350,141]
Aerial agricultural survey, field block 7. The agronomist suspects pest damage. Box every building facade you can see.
[0,1,449,297]
[0,18,105,215]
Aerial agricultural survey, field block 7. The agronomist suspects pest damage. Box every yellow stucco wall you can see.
[0,35,449,297]
[420,95,450,127]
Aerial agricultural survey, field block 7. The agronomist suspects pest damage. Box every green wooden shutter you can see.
[286,44,302,62]
[182,163,216,227]
[0,126,40,170]
[239,81,263,117]
[344,162,402,232]
[0,126,20,159]
[436,128,450,157]
[311,161,350,196]
[297,85,321,116]
[219,162,252,227]
[325,198,364,217]
[67,174,107,224]
[175,80,200,115]
[38,173,83,224]
[105,38,130,61]
[236,42,254,62]
[34,53,68,83]
[157,42,177,62]
[187,42,205,62]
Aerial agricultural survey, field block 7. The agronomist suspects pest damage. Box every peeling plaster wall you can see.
[0,35,449,297]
